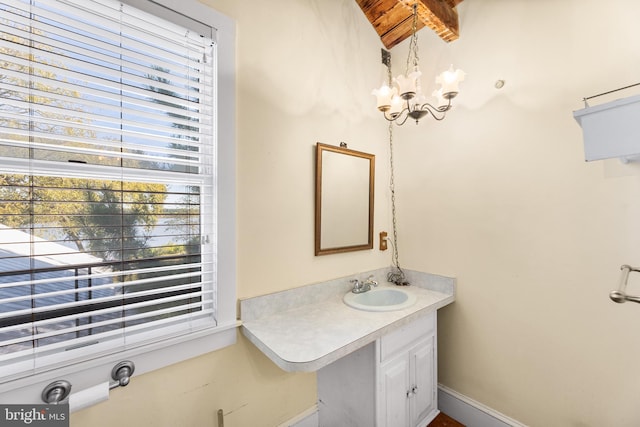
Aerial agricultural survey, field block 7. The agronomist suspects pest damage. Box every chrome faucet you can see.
[350,275,378,294]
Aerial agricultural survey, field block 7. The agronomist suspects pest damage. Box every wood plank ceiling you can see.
[355,0,463,49]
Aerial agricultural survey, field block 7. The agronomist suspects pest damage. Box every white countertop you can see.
[240,268,455,372]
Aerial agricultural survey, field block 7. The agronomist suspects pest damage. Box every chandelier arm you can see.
[415,96,453,121]
[382,111,397,122]
[417,103,449,121]
[427,108,448,121]
[420,104,448,121]
[382,107,410,123]
[394,113,411,126]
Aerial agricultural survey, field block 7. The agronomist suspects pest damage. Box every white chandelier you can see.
[372,4,465,125]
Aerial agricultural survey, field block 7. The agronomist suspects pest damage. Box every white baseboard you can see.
[438,384,528,427]
[282,387,526,427]
[278,404,319,427]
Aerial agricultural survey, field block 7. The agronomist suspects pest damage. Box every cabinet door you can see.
[410,337,436,426]
[379,355,410,427]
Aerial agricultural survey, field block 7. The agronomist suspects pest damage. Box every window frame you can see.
[0,0,236,406]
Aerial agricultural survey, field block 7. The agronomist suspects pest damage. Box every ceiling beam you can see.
[355,0,462,49]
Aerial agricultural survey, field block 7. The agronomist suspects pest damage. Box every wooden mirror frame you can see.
[315,143,375,256]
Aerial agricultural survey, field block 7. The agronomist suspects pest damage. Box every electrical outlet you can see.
[379,231,388,251]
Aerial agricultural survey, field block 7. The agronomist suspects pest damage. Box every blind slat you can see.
[0,271,205,308]
[0,157,213,184]
[0,138,207,171]
[0,282,207,322]
[0,261,209,289]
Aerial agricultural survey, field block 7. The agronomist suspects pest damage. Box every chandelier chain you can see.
[389,122,400,270]
[387,118,407,285]
[406,3,420,74]
[384,45,408,285]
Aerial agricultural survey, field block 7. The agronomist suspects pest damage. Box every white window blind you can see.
[0,0,217,381]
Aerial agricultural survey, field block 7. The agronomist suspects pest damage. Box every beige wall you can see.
[72,0,640,426]
[72,0,389,426]
[393,0,640,426]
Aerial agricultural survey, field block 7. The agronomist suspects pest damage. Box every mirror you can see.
[315,143,374,256]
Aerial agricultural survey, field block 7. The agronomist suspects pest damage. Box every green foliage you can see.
[0,174,168,261]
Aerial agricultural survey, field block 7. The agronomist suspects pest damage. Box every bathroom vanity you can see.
[240,268,454,426]
[318,311,436,426]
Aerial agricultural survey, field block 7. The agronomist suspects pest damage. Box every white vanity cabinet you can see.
[318,311,438,427]
[377,312,437,426]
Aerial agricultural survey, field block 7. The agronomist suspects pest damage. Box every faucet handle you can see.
[365,275,378,287]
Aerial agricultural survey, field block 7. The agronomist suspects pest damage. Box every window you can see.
[0,0,236,391]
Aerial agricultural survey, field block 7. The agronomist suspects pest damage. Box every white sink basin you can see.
[343,287,417,312]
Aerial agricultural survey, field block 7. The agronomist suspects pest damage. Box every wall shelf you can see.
[573,94,640,162]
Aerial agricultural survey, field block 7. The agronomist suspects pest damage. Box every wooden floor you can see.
[427,412,465,427]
